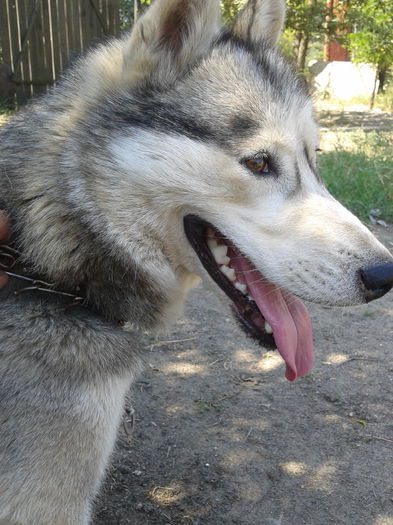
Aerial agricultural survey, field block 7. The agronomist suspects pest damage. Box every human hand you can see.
[0,211,10,288]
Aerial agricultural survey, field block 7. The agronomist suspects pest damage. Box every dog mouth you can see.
[184,214,314,381]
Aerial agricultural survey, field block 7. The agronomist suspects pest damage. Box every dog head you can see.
[80,0,393,379]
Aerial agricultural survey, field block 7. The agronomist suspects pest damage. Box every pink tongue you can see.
[234,256,314,381]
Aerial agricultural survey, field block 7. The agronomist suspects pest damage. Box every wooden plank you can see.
[80,0,90,50]
[1,0,124,99]
[66,0,76,58]
[107,0,119,36]
[54,0,63,72]
[41,0,55,83]
[5,0,28,102]
[68,0,82,57]
[0,0,13,68]
[14,0,26,86]
[48,0,61,80]
[6,0,19,75]
[88,0,102,45]
[28,0,47,87]
[106,0,113,35]
[103,0,109,35]
[61,0,71,66]
[16,0,42,93]
[17,0,32,94]
[89,0,108,37]
[76,0,84,50]
[38,0,49,77]
[113,0,120,35]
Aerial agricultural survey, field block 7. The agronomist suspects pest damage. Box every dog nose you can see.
[360,263,393,302]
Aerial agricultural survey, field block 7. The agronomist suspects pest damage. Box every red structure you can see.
[324,0,350,61]
[325,41,350,61]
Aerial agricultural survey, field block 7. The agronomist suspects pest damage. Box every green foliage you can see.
[375,83,393,112]
[345,0,393,72]
[220,0,246,23]
[119,0,133,30]
[284,0,338,72]
[319,131,393,221]
[285,0,347,41]
[279,29,297,61]
[119,0,150,31]
[285,0,326,37]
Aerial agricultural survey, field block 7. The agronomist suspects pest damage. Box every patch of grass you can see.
[0,98,16,114]
[319,130,393,222]
[375,84,393,113]
[0,99,15,126]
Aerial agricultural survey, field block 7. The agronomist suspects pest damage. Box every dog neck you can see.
[0,243,125,323]
[0,241,162,328]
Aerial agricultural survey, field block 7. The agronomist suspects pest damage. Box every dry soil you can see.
[94,225,393,525]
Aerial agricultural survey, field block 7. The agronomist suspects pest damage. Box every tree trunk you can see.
[370,70,378,110]
[295,0,317,72]
[297,34,310,73]
[378,67,388,93]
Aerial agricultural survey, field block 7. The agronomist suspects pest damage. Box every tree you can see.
[220,0,246,23]
[346,0,393,97]
[285,0,341,73]
[119,0,150,29]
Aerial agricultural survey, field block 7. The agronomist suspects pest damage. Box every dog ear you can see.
[231,0,286,47]
[122,0,221,88]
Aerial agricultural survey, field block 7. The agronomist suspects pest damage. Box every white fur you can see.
[110,122,391,307]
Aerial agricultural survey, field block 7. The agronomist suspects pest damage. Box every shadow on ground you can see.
[318,110,393,132]
[94,228,393,525]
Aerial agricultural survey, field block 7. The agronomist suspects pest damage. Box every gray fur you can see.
[0,0,392,523]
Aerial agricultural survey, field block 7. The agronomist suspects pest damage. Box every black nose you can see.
[360,263,393,302]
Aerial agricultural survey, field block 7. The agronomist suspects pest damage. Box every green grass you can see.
[319,130,393,222]
[0,97,16,114]
[375,84,393,113]
[0,99,16,126]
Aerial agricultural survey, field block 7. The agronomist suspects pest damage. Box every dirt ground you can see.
[317,109,393,132]
[93,219,393,525]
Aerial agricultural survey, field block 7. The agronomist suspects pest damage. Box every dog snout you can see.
[360,262,393,302]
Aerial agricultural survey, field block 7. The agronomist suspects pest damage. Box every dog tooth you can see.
[234,282,247,294]
[211,245,229,265]
[219,265,236,281]
[207,238,218,249]
[264,321,273,334]
[247,295,255,302]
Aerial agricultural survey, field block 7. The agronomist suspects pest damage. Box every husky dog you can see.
[0,0,392,522]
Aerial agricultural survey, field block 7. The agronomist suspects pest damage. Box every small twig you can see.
[149,337,196,349]
[246,427,253,438]
[208,357,224,367]
[362,434,393,444]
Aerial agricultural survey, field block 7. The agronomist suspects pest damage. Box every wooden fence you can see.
[0,0,121,101]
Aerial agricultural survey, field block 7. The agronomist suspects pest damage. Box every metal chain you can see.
[0,244,85,305]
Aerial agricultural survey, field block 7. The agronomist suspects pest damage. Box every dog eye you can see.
[244,157,269,174]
